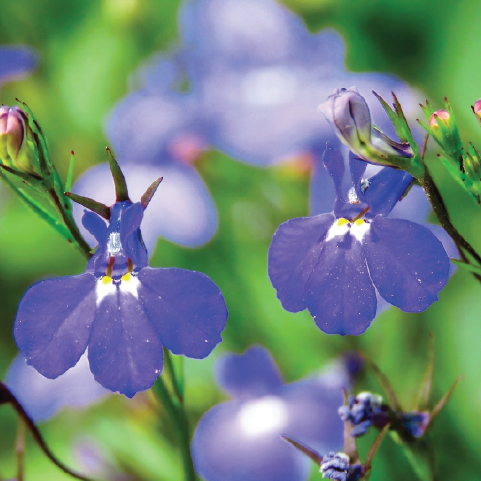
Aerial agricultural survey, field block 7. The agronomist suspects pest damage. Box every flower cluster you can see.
[192,346,346,481]
[268,143,450,335]
[14,165,228,397]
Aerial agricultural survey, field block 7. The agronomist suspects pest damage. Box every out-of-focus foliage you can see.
[1,0,481,480]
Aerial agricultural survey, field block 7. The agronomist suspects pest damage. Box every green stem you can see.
[165,351,184,405]
[421,167,481,281]
[154,375,197,481]
[48,186,91,259]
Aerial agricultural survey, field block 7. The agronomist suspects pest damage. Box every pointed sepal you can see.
[65,191,110,220]
[106,147,130,202]
[141,176,163,210]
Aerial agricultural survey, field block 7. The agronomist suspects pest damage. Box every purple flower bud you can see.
[318,88,372,152]
[339,392,389,437]
[0,105,36,174]
[319,88,413,167]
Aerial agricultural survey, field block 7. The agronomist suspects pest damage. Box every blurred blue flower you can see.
[192,346,345,481]
[180,0,419,166]
[268,144,450,335]
[5,352,108,422]
[14,197,228,398]
[0,46,37,87]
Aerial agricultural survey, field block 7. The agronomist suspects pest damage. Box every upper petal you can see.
[138,267,228,359]
[14,274,96,378]
[305,232,377,335]
[268,214,335,313]
[88,280,164,397]
[215,346,283,399]
[364,217,450,312]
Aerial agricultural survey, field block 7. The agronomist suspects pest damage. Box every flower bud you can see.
[319,88,412,168]
[429,109,450,129]
[0,105,36,175]
[427,107,462,157]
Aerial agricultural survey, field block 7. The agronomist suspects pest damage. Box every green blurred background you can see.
[1,0,481,479]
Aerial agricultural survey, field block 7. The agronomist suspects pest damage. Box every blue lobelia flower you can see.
[268,144,450,335]
[14,164,228,397]
[192,346,346,481]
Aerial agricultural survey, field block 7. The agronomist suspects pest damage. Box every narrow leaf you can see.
[364,423,390,471]
[426,376,462,429]
[366,358,403,412]
[65,150,75,192]
[416,334,434,410]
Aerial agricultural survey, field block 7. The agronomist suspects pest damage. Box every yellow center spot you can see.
[121,272,131,282]
[337,218,349,226]
[102,276,113,285]
[354,218,365,226]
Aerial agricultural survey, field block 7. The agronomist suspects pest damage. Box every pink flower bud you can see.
[0,105,36,174]
[0,106,26,162]
[429,109,450,129]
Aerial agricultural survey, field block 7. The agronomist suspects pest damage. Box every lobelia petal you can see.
[82,210,108,244]
[364,217,450,312]
[216,346,283,400]
[305,234,377,335]
[14,274,97,378]
[88,282,164,398]
[138,267,228,359]
[323,143,345,203]
[268,214,335,313]
[362,167,413,217]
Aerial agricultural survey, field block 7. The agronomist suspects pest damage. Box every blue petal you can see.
[364,218,450,311]
[322,144,345,208]
[268,214,335,312]
[305,234,377,335]
[14,274,97,378]
[363,167,413,217]
[88,283,164,397]
[348,151,367,201]
[82,211,107,244]
[138,267,228,358]
[215,346,283,399]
